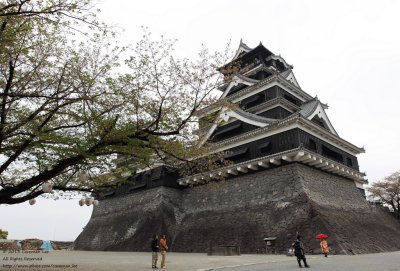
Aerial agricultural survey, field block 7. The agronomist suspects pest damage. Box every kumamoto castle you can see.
[74,41,400,254]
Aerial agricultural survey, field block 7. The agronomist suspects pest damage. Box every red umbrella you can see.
[315,233,329,239]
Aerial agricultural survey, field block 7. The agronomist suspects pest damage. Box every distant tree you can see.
[367,171,400,219]
[0,228,8,239]
[0,1,229,205]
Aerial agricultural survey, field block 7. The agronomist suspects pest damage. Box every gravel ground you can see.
[1,250,399,271]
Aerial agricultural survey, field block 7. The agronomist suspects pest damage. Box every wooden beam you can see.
[325,164,336,172]
[307,156,317,163]
[321,163,334,170]
[282,155,293,162]
[201,175,210,181]
[227,169,238,175]
[247,164,258,171]
[297,154,312,162]
[332,166,341,174]
[258,161,269,168]
[218,171,228,178]
[315,161,329,169]
[309,158,323,166]
[294,151,305,161]
[269,158,281,165]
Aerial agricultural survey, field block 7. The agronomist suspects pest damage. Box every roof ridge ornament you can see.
[232,39,253,60]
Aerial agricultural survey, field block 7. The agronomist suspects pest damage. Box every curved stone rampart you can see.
[74,163,400,254]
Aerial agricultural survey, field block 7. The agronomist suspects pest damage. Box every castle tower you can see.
[73,41,400,254]
[185,40,366,193]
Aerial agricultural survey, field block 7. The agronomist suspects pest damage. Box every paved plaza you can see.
[0,250,399,271]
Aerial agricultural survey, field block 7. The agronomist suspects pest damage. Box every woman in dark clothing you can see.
[292,235,310,268]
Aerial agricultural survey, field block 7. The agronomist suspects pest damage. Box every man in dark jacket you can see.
[151,235,159,269]
[292,235,310,268]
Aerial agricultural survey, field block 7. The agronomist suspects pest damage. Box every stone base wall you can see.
[73,163,400,254]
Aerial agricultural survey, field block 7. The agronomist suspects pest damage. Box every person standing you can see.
[320,238,329,257]
[292,235,310,268]
[151,235,160,269]
[160,235,168,269]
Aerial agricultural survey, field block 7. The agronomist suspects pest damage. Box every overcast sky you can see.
[1,0,400,241]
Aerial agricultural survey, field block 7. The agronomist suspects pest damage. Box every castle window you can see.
[243,94,262,109]
[311,116,326,129]
[309,139,317,151]
[258,141,272,153]
[346,158,353,167]
[228,83,247,96]
[322,145,343,162]
[283,93,298,105]
[213,123,242,138]
[224,148,249,160]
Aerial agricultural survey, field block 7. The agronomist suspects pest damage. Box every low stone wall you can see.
[208,245,241,256]
[73,163,400,254]
[0,240,19,251]
[20,239,43,250]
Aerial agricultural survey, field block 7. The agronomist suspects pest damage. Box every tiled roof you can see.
[233,108,277,124]
[236,73,259,83]
[280,68,292,79]
[298,98,319,118]
[298,98,329,118]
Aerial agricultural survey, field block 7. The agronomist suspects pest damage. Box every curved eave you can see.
[296,116,364,153]
[300,101,338,136]
[248,97,300,114]
[231,108,276,125]
[198,107,276,146]
[178,148,366,186]
[231,39,253,61]
[220,73,260,90]
[220,43,274,70]
[227,75,313,104]
[220,75,259,99]
[266,54,292,69]
[243,63,278,77]
[211,114,365,155]
[281,69,301,89]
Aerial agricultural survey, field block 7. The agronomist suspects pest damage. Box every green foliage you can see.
[0,1,228,204]
[0,228,8,239]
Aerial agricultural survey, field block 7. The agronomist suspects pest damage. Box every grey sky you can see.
[1,0,399,241]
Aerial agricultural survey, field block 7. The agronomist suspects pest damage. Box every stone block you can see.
[73,163,400,254]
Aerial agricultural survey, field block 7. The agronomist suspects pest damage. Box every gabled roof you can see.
[232,39,252,60]
[220,73,259,91]
[280,68,301,89]
[230,108,277,125]
[210,113,364,156]
[266,54,291,69]
[228,40,273,64]
[248,97,300,115]
[298,97,337,135]
[199,107,277,145]
[227,74,313,103]
[220,74,259,99]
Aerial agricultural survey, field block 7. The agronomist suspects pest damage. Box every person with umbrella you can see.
[316,234,329,257]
